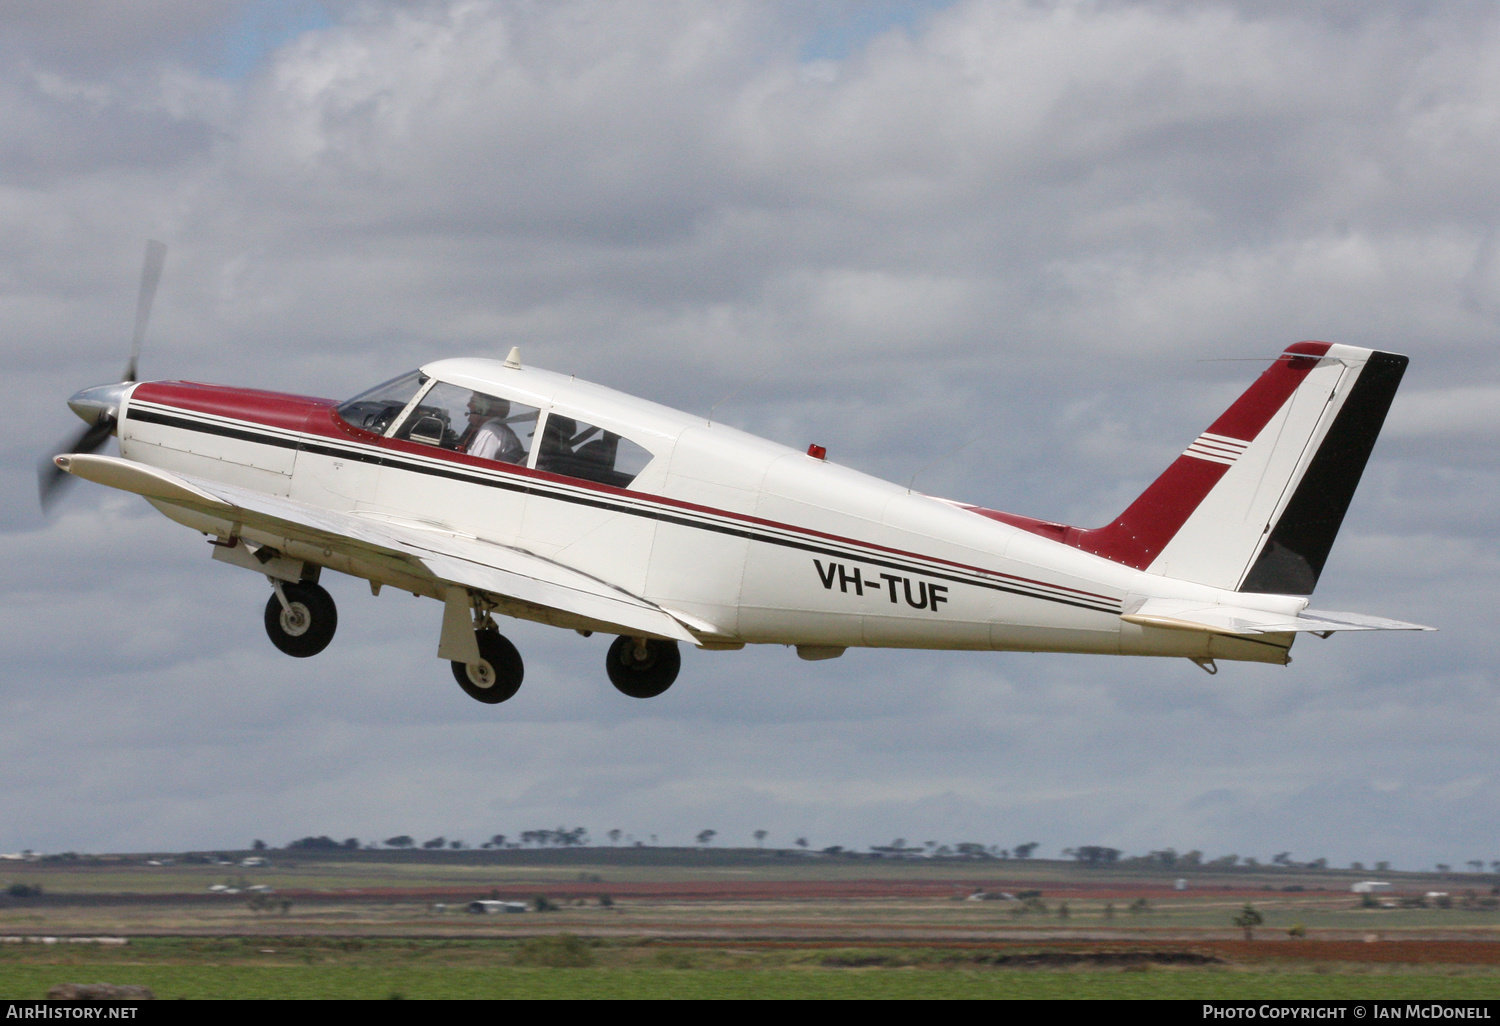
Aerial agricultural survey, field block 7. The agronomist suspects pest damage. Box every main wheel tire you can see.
[606,636,680,698]
[263,582,338,658]
[451,630,524,704]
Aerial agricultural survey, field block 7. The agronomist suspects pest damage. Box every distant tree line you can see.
[258,832,1492,876]
[285,836,359,851]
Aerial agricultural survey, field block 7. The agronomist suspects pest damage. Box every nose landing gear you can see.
[263,580,338,657]
[606,636,680,698]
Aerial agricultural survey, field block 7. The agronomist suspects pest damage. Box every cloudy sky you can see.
[2,0,1495,869]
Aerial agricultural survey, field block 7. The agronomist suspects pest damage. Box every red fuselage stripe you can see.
[962,342,1333,570]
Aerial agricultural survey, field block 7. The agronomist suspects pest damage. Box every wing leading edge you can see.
[55,453,705,645]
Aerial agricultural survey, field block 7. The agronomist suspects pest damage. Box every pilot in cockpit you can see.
[462,393,524,464]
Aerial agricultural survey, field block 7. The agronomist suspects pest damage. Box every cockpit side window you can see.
[336,371,428,436]
[390,381,539,466]
[536,413,653,488]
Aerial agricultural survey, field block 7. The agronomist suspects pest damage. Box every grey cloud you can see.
[1387,386,1500,438]
[0,1,250,72]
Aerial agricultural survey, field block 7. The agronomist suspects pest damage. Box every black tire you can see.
[263,582,337,658]
[606,636,680,698]
[451,630,523,704]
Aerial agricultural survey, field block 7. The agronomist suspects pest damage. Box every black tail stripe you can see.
[1240,351,1408,595]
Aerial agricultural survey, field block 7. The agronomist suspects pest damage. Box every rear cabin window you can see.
[391,382,539,466]
[336,370,428,435]
[536,414,652,488]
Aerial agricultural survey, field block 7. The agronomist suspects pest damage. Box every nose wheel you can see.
[606,636,680,698]
[263,581,338,657]
[452,629,524,704]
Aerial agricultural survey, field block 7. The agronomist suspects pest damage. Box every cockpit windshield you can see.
[335,370,655,486]
[336,371,428,435]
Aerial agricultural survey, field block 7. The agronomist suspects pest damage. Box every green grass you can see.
[0,965,1497,1000]
[2,938,1497,1000]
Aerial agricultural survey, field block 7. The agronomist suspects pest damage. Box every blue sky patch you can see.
[209,0,333,80]
[800,0,957,62]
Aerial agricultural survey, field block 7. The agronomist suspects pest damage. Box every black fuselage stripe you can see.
[127,405,1121,615]
[132,407,304,450]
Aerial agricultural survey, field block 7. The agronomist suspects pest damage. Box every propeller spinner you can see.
[38,240,167,509]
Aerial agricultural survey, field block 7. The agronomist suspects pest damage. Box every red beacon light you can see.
[806,444,827,461]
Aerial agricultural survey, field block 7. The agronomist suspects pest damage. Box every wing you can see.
[55,453,706,645]
[1122,597,1433,636]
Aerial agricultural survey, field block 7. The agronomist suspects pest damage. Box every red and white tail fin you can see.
[1070,342,1408,594]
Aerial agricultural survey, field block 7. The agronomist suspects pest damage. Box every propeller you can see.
[38,240,167,510]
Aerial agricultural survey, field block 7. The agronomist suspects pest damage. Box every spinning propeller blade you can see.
[124,238,166,383]
[39,240,168,509]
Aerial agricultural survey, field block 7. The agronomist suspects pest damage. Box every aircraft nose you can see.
[67,382,133,426]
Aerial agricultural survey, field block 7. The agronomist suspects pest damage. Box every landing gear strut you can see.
[452,629,524,704]
[263,580,337,657]
[606,636,680,698]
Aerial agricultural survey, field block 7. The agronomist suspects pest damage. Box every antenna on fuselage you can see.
[504,346,522,369]
[906,434,982,495]
[706,364,776,426]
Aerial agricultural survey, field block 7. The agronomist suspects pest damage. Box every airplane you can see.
[41,243,1431,705]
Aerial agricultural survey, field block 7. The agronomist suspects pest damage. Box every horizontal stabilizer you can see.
[1123,599,1433,636]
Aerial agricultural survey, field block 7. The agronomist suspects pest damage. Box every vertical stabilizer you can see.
[1067,343,1407,594]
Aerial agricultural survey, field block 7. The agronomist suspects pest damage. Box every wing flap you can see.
[387,534,699,645]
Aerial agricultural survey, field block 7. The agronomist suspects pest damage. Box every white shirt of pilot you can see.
[467,418,523,463]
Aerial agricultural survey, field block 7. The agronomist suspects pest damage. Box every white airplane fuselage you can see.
[112,357,1307,667]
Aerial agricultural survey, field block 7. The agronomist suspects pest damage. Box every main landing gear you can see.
[451,628,524,704]
[257,576,677,705]
[263,580,338,657]
[606,636,680,698]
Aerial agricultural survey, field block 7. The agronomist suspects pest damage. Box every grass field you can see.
[2,937,1499,1000]
[3,850,1497,999]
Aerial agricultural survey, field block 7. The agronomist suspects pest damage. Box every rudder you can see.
[1237,350,1407,593]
